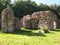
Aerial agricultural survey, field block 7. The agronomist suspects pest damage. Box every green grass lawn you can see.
[0,28,60,45]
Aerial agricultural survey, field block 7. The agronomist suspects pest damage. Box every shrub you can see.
[42,28,50,33]
[39,28,50,35]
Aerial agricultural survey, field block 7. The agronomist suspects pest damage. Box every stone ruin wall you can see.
[14,17,20,30]
[0,7,59,32]
[20,15,32,28]
[1,7,14,32]
[1,7,21,32]
[20,14,40,29]
[20,10,57,29]
[38,11,57,30]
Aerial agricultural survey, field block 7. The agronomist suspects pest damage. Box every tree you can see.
[38,3,49,11]
[49,4,60,18]
[49,4,58,10]
[57,6,60,15]
[0,0,11,7]
[13,1,38,18]
[0,0,5,14]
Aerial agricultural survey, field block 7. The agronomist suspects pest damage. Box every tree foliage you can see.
[0,0,60,18]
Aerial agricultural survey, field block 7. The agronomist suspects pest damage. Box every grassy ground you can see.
[0,28,60,45]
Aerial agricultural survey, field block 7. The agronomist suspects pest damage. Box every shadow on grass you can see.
[26,28,39,30]
[4,29,46,37]
[51,29,60,32]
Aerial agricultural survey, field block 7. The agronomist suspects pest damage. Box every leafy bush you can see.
[42,28,50,33]
[39,28,50,35]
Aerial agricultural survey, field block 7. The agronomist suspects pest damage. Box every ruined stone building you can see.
[0,6,58,32]
[1,6,14,32]
[14,17,20,30]
[20,15,32,28]
[20,10,57,30]
[31,10,57,29]
[20,14,40,29]
[31,12,41,28]
[38,11,57,30]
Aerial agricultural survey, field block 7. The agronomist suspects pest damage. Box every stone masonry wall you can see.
[1,7,14,32]
[14,17,20,30]
[20,15,32,28]
[38,11,57,30]
[0,9,58,31]
[20,10,57,29]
